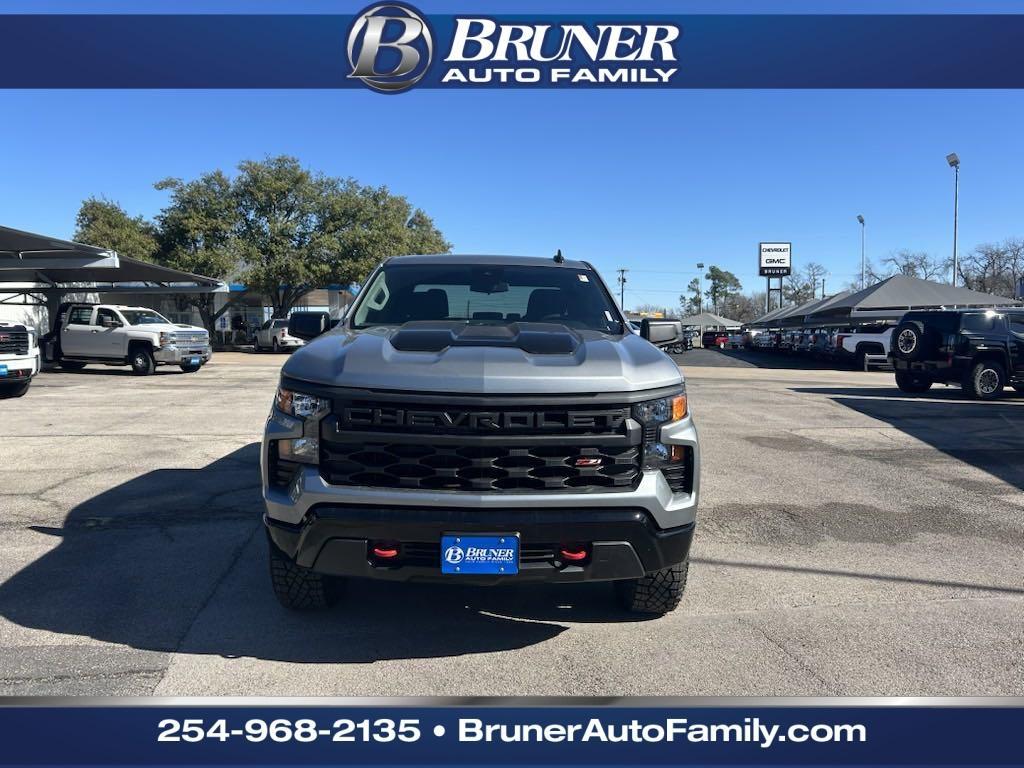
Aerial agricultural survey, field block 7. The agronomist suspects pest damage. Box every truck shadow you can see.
[791,386,1024,491]
[0,444,645,665]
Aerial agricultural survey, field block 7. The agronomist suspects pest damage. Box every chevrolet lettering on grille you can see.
[340,406,628,432]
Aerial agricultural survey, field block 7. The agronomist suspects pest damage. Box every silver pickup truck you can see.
[46,303,211,375]
[261,254,701,614]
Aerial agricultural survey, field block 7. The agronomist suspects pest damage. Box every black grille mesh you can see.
[0,330,29,356]
[320,441,640,492]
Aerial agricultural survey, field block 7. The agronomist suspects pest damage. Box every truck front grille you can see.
[318,399,642,493]
[0,330,29,356]
[320,441,640,492]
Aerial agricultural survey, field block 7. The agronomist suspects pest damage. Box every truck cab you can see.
[0,321,40,398]
[47,303,211,375]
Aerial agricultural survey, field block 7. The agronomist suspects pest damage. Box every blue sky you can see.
[3,1,1024,309]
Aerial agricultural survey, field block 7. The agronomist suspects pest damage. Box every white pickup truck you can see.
[0,321,40,398]
[47,303,211,375]
[834,324,895,369]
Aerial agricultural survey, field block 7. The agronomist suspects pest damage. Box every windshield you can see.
[120,310,171,325]
[352,263,624,334]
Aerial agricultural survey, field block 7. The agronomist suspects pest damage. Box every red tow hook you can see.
[371,543,400,560]
[559,545,589,563]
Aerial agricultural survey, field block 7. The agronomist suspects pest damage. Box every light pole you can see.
[856,214,866,289]
[696,262,705,342]
[946,153,960,286]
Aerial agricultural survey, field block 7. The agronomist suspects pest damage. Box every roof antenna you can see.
[553,249,565,264]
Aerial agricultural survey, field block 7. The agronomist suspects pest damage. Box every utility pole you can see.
[617,268,628,310]
[947,153,960,286]
[821,277,826,298]
[857,214,866,289]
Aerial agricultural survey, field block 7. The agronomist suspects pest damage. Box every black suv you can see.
[890,308,1024,399]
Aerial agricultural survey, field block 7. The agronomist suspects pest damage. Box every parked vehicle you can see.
[890,308,1024,399]
[45,303,211,375]
[255,318,305,353]
[753,332,776,350]
[262,254,700,614]
[726,332,745,349]
[702,330,729,348]
[0,321,39,398]
[834,324,895,369]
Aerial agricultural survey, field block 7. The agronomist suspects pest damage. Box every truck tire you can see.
[0,381,30,398]
[272,337,280,353]
[59,360,86,371]
[962,360,1005,400]
[895,371,932,394]
[129,346,156,376]
[268,537,344,610]
[615,560,688,615]
[1014,384,1024,394]
[179,362,202,373]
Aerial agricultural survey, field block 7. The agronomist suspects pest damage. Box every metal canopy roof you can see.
[749,304,793,327]
[0,224,118,270]
[806,274,1021,324]
[0,225,223,294]
[776,290,855,327]
[677,311,743,328]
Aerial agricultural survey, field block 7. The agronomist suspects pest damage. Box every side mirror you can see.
[101,317,120,329]
[641,318,683,347]
[288,311,331,341]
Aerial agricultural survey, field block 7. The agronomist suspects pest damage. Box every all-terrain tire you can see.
[0,381,30,398]
[962,360,1005,401]
[895,370,932,394]
[129,346,156,376]
[268,537,343,610]
[615,560,688,615]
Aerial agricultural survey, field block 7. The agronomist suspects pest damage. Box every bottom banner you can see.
[0,700,1019,765]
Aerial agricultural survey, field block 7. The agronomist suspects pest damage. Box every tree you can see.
[73,197,158,262]
[234,156,450,317]
[881,249,949,281]
[783,261,828,305]
[959,238,1024,298]
[679,278,701,316]
[154,172,243,335]
[704,266,741,315]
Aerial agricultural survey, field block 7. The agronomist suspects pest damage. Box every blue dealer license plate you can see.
[0,364,7,377]
[441,534,519,575]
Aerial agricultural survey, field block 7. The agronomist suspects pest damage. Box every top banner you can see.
[3,8,1024,90]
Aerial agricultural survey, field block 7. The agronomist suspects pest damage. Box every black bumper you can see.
[265,505,695,586]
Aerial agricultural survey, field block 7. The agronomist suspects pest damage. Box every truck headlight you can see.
[632,388,687,470]
[275,387,330,419]
[159,332,172,347]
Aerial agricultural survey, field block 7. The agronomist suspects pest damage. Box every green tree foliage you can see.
[234,156,451,316]
[154,172,242,334]
[73,197,158,262]
[679,277,701,316]
[704,265,742,314]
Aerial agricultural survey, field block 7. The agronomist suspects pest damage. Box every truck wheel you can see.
[615,560,688,615]
[59,360,86,371]
[272,337,280,353]
[895,371,932,394]
[962,360,1005,400]
[0,381,30,398]
[268,537,344,610]
[129,347,156,376]
[179,363,202,373]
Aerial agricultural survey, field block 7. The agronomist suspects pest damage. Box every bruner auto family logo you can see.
[443,545,465,565]
[346,3,680,93]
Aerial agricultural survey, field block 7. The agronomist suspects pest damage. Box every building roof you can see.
[677,311,743,328]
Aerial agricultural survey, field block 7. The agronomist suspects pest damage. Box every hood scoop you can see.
[389,321,581,354]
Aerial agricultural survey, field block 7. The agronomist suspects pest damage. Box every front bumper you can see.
[0,352,39,379]
[265,505,695,585]
[154,344,212,364]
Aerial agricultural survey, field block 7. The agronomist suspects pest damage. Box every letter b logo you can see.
[348,3,433,92]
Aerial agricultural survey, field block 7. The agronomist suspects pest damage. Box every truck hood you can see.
[282,323,683,394]
[140,324,207,335]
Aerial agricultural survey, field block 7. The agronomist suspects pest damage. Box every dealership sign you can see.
[759,243,792,277]
[347,3,680,93]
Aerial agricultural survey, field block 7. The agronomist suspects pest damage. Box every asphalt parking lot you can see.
[1,351,1021,696]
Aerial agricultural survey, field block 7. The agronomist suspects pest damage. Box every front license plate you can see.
[0,364,7,377]
[188,356,201,366]
[441,534,519,575]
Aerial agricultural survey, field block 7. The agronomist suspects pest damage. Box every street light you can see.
[856,215,866,289]
[696,262,705,341]
[947,152,960,286]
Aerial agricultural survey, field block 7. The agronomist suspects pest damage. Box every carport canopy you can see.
[0,224,224,295]
[678,311,742,328]
[805,274,1021,325]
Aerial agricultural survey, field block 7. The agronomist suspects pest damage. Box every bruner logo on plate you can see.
[347,3,433,93]
[443,545,465,564]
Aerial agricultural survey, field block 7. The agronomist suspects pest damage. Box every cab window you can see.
[94,308,121,327]
[67,306,93,325]
[961,313,1002,333]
